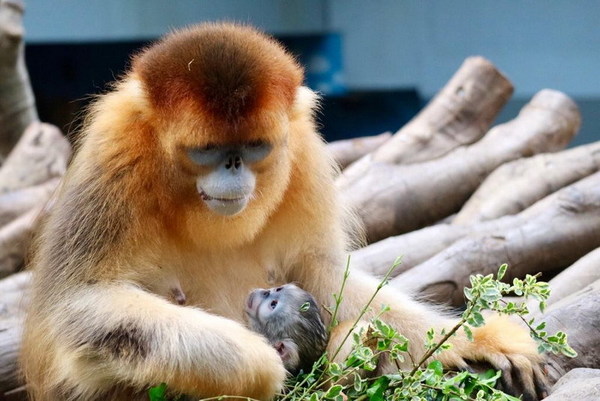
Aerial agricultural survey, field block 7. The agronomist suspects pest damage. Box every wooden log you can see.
[0,208,41,278]
[351,215,516,277]
[0,0,38,158]
[354,169,600,278]
[543,368,600,401]
[355,198,600,279]
[0,272,29,400]
[338,57,513,212]
[0,122,71,193]
[541,280,600,385]
[394,171,600,306]
[340,89,580,243]
[0,317,23,401]
[351,223,469,277]
[530,247,600,310]
[371,57,513,165]
[454,141,600,225]
[327,132,391,170]
[0,178,59,226]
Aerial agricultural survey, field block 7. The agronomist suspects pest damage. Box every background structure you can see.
[24,0,600,144]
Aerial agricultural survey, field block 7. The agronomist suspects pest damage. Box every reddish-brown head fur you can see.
[133,23,303,129]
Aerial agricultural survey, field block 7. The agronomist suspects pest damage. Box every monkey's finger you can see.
[533,363,550,400]
[482,354,516,395]
[507,355,537,401]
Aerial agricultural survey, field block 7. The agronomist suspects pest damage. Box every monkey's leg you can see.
[297,262,547,400]
[39,284,286,400]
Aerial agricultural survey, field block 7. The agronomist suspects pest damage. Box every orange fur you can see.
[21,22,545,401]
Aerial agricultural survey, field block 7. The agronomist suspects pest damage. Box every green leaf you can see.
[497,264,508,280]
[467,311,485,327]
[328,362,342,376]
[299,302,311,312]
[366,376,391,401]
[427,360,444,378]
[463,325,474,342]
[324,384,343,399]
[148,383,168,401]
[353,373,366,392]
[561,345,578,358]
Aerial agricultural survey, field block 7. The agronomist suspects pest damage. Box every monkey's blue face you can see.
[188,141,273,216]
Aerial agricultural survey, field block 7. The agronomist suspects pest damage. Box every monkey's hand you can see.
[56,284,286,400]
[439,315,548,401]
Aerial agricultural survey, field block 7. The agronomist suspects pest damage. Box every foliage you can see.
[148,262,576,401]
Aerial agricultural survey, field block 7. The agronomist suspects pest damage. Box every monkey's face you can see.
[187,140,273,216]
[168,112,291,221]
[245,284,327,374]
[245,284,289,325]
[245,283,325,341]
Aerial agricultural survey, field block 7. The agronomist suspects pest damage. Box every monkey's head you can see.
[245,284,328,374]
[130,23,306,221]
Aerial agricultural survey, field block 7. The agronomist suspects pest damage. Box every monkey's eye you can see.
[247,140,266,148]
[201,143,218,151]
[187,145,224,166]
[275,287,283,292]
[242,141,272,163]
[270,300,278,309]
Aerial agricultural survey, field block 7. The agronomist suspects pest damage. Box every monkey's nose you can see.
[225,155,242,170]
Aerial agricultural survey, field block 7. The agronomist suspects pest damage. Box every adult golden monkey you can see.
[21,23,547,401]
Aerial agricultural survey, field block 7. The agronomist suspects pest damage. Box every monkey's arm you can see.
[293,255,547,400]
[45,283,286,400]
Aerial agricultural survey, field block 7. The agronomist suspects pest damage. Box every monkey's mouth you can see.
[199,189,245,203]
[198,187,250,216]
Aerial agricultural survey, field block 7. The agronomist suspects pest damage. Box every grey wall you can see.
[24,0,326,42]
[330,0,600,97]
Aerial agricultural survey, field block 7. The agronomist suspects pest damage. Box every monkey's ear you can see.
[274,339,299,370]
[291,86,319,120]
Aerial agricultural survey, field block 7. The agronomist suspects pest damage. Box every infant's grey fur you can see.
[245,284,328,374]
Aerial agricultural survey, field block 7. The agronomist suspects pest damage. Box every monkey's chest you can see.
[178,255,284,323]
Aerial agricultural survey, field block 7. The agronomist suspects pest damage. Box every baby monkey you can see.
[245,284,328,375]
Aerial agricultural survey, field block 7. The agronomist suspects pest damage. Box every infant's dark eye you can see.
[275,287,282,292]
[270,300,278,309]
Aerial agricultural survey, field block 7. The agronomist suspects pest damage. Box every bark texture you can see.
[0,122,71,193]
[394,172,600,305]
[372,56,514,165]
[0,0,38,158]
[541,281,600,385]
[0,207,42,278]
[454,141,600,224]
[0,272,29,400]
[340,90,581,243]
[327,132,392,170]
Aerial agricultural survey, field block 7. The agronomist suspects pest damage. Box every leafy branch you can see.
[148,262,576,401]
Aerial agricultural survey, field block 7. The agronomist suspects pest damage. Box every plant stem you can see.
[199,396,259,401]
[498,299,550,345]
[330,257,401,361]
[409,292,480,377]
[328,255,352,332]
[421,384,477,401]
